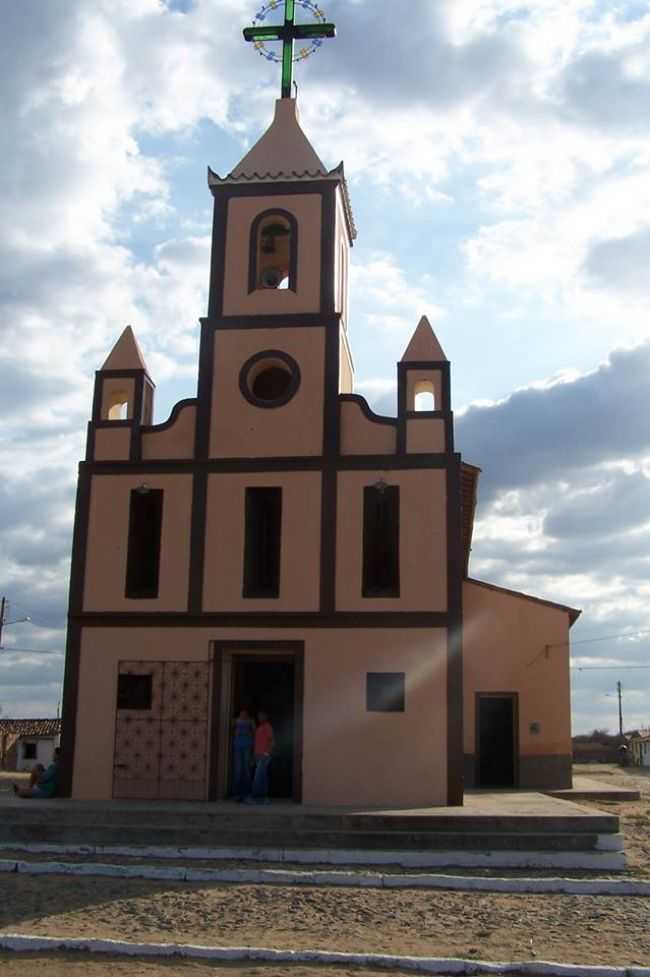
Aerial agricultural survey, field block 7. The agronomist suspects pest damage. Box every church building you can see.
[59,91,579,807]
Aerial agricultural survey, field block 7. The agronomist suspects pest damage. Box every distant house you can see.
[630,732,650,768]
[0,719,61,772]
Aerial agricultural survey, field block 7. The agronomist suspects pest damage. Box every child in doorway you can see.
[248,711,274,804]
[232,709,255,801]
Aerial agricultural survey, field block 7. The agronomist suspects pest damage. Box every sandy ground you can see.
[0,875,648,968]
[0,960,527,977]
[572,765,650,875]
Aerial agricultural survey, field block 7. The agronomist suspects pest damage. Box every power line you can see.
[0,648,64,656]
[570,627,650,646]
[571,664,650,671]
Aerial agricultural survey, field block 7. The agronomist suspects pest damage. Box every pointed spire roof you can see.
[101,325,150,373]
[223,98,327,180]
[231,98,326,180]
[401,316,448,363]
[207,98,357,240]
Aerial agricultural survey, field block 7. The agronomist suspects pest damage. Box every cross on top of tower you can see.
[243,0,336,99]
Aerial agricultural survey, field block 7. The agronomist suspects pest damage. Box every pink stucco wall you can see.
[463,580,572,762]
[72,626,449,807]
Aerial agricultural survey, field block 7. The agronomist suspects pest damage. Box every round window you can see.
[239,350,301,408]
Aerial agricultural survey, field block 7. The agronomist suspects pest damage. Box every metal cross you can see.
[243,0,336,99]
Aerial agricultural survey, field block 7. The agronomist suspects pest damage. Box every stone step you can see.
[0,823,610,852]
[0,808,620,835]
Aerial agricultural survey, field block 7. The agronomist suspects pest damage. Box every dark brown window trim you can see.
[239,350,301,410]
[125,488,163,599]
[243,486,282,599]
[362,484,400,599]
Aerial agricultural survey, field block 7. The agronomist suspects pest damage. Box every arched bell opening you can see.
[248,209,298,293]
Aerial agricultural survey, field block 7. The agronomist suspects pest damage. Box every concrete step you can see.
[0,807,620,835]
[0,822,611,852]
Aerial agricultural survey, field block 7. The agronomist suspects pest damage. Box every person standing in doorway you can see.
[249,711,274,804]
[232,709,255,802]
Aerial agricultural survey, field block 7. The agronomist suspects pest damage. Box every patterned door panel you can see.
[113,660,210,800]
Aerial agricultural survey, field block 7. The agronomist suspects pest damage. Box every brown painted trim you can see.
[98,369,152,381]
[209,641,305,802]
[446,454,464,806]
[142,399,197,435]
[210,313,341,330]
[85,422,94,463]
[71,611,453,629]
[247,208,298,294]
[194,320,216,461]
[58,622,80,798]
[466,577,582,625]
[210,181,336,199]
[129,374,145,462]
[207,190,228,321]
[239,350,301,409]
[319,258,340,611]
[59,465,93,797]
[93,420,132,430]
[320,184,337,314]
[339,394,397,428]
[91,373,103,424]
[85,455,452,476]
[188,470,208,614]
[474,691,520,789]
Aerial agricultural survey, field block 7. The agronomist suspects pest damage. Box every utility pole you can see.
[0,597,5,648]
[617,680,624,738]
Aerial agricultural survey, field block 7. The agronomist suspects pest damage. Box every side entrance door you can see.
[476,692,519,788]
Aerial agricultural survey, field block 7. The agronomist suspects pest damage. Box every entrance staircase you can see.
[0,798,625,870]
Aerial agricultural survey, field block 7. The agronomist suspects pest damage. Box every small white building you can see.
[0,719,61,772]
[630,733,650,768]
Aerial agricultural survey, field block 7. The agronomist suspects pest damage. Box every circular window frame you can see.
[239,350,301,409]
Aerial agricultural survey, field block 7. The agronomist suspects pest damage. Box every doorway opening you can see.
[232,658,295,799]
[476,693,518,788]
[210,642,304,802]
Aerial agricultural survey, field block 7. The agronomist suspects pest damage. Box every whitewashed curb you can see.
[0,857,646,896]
[0,934,648,976]
[0,840,626,872]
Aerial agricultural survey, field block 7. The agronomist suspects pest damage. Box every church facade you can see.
[60,98,579,806]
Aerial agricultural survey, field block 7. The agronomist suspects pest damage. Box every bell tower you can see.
[196,96,356,462]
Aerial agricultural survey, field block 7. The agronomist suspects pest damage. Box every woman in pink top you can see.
[248,711,274,804]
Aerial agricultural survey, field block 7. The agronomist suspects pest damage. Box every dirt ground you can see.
[573,764,650,875]
[0,960,528,977]
[0,875,648,969]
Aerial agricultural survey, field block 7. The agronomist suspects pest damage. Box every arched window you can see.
[108,394,129,420]
[413,380,435,412]
[248,209,298,293]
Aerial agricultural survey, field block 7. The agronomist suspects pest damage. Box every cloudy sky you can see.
[1,0,649,734]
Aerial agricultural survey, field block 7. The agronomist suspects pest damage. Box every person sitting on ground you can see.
[14,747,60,799]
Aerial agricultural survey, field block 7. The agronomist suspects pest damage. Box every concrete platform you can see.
[545,775,641,802]
[0,789,624,870]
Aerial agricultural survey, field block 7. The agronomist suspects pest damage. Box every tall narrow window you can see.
[243,487,282,598]
[125,489,163,599]
[362,484,400,598]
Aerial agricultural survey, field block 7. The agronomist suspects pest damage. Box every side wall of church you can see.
[462,581,573,789]
[72,626,448,807]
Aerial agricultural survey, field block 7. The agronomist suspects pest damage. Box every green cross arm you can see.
[243,24,336,41]
[243,0,336,99]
